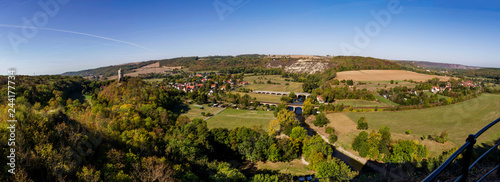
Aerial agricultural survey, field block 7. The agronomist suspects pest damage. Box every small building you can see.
[431,86,440,93]
[317,95,324,104]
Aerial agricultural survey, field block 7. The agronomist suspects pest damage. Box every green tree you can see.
[313,113,330,127]
[325,127,335,134]
[378,126,391,156]
[289,126,308,140]
[77,166,101,182]
[315,159,358,182]
[356,117,368,130]
[328,134,338,144]
[289,91,297,101]
[251,174,279,182]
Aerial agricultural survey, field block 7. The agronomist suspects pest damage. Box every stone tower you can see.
[118,68,123,82]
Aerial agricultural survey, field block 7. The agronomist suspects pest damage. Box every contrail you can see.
[0,24,154,51]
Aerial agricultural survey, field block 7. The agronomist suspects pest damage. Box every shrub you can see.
[405,129,411,135]
[201,112,205,116]
[325,127,335,134]
[328,134,338,144]
[356,117,368,130]
[428,131,448,143]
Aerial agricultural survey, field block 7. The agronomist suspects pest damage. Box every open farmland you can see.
[207,109,275,130]
[241,75,303,92]
[336,70,451,82]
[326,94,500,157]
[107,62,181,80]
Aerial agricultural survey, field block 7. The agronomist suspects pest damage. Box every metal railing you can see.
[423,117,500,182]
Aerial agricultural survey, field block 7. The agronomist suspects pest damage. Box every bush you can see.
[356,117,368,130]
[405,129,411,135]
[313,113,330,127]
[428,131,448,143]
[201,112,205,116]
[328,134,338,144]
[325,127,335,134]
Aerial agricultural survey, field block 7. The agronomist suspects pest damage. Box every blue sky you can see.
[1,0,500,75]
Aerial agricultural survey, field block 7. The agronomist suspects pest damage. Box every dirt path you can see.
[204,108,226,121]
[300,156,310,165]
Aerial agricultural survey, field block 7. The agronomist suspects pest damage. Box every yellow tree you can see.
[268,120,281,135]
[302,98,314,116]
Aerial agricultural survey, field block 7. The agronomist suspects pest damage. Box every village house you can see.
[431,86,440,93]
[317,95,324,104]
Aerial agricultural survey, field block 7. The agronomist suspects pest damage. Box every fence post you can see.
[461,134,476,182]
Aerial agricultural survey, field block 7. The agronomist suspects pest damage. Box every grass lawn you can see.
[255,159,314,176]
[242,75,303,93]
[423,91,450,100]
[333,99,390,107]
[336,94,500,156]
[374,94,399,107]
[231,92,282,103]
[180,104,224,120]
[207,109,275,130]
[143,78,163,83]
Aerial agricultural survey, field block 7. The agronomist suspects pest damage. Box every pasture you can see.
[207,109,276,130]
[336,70,451,82]
[325,94,500,157]
[242,75,303,93]
[179,104,224,120]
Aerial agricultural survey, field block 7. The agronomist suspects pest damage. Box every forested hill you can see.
[452,68,500,80]
[395,60,481,70]
[61,60,158,77]
[61,55,409,78]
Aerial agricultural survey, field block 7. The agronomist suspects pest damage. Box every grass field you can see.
[180,104,224,120]
[242,75,303,92]
[374,95,399,107]
[207,109,276,130]
[423,91,450,100]
[336,70,451,82]
[256,159,314,176]
[231,92,283,103]
[333,99,391,107]
[353,80,417,92]
[329,94,500,157]
[143,78,164,83]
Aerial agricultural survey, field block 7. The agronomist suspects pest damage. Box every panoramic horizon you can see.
[1,0,500,75]
[2,1,500,181]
